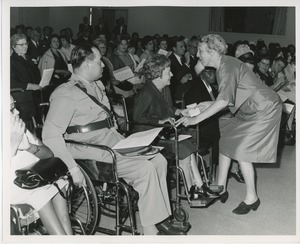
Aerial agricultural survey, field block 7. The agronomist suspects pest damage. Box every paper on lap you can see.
[67,63,73,73]
[113,66,134,81]
[134,59,146,72]
[112,127,163,150]
[39,68,54,87]
[127,76,143,84]
[158,49,169,56]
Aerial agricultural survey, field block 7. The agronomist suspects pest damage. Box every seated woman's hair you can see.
[256,54,271,64]
[10,33,27,48]
[273,56,288,67]
[140,54,171,82]
[141,35,154,49]
[114,34,128,46]
[201,34,227,55]
[158,37,169,45]
[128,40,136,49]
[93,37,107,47]
[49,34,60,42]
[59,34,71,43]
[71,43,97,70]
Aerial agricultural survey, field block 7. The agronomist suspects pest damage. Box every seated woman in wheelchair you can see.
[133,54,219,200]
[10,95,73,235]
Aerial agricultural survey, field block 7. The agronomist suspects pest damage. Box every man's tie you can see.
[181,56,186,66]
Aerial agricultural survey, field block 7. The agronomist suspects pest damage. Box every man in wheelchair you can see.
[42,43,189,235]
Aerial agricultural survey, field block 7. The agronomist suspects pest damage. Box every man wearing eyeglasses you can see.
[185,38,199,72]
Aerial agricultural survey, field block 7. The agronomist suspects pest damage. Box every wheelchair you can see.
[65,140,140,235]
[10,165,98,235]
[111,95,222,224]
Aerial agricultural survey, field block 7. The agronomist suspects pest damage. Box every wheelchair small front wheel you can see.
[173,206,189,222]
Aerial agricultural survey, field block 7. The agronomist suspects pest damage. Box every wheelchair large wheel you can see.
[69,167,99,235]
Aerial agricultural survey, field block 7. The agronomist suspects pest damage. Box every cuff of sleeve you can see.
[69,165,80,174]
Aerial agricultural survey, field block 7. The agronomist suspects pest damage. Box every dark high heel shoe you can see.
[219,191,229,203]
[232,198,260,215]
[229,170,245,183]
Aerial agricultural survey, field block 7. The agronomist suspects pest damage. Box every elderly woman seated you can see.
[132,54,219,200]
[11,33,42,91]
[10,95,73,235]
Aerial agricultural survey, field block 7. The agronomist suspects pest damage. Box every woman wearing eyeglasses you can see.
[10,33,42,91]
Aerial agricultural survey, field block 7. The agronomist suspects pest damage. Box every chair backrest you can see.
[11,90,36,120]
[11,90,38,132]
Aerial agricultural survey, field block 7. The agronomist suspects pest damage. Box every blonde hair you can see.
[201,34,227,55]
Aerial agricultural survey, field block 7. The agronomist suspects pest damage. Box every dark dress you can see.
[51,50,70,88]
[216,56,282,163]
[133,81,197,159]
[10,52,41,90]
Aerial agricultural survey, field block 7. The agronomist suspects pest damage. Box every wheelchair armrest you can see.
[132,121,180,140]
[11,88,25,93]
[64,140,119,182]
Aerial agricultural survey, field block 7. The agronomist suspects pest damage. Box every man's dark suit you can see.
[189,55,198,73]
[39,36,50,55]
[94,24,109,36]
[184,75,220,166]
[112,25,127,36]
[168,52,192,103]
[79,23,93,34]
[27,40,42,62]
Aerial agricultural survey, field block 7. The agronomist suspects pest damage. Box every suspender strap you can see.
[75,83,114,118]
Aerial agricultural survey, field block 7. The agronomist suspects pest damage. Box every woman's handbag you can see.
[14,157,69,193]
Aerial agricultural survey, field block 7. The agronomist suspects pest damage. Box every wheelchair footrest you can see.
[209,185,224,193]
[189,197,215,208]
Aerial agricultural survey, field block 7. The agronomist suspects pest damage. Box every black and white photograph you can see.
[1,0,299,243]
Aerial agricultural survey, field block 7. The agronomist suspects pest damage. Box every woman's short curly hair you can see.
[11,33,27,48]
[201,34,227,55]
[141,54,171,82]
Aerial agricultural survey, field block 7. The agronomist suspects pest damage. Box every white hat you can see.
[235,44,254,58]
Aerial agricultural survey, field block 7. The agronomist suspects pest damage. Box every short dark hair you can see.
[170,36,185,49]
[59,34,70,43]
[274,56,287,67]
[71,43,97,70]
[141,35,154,49]
[49,34,60,42]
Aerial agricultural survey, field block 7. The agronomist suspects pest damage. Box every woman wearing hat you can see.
[176,34,282,215]
[235,44,256,70]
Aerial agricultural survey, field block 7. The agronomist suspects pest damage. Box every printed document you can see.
[113,66,134,81]
[112,127,163,150]
[39,68,54,87]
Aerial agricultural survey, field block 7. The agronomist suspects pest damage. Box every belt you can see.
[66,118,114,134]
